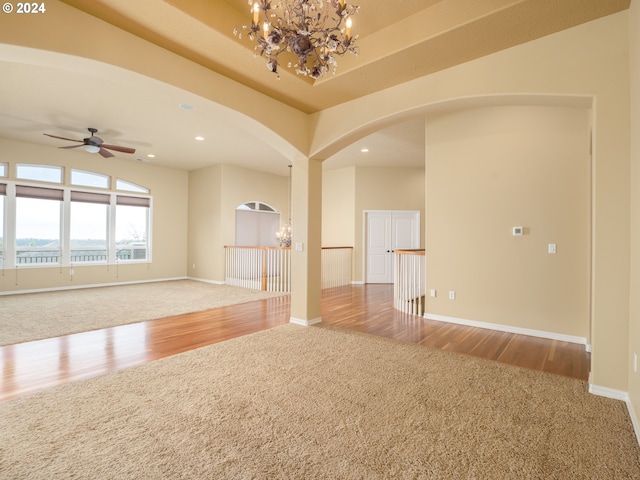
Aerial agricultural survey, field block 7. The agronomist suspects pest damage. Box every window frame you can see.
[69,191,111,265]
[115,195,152,263]
[2,180,152,268]
[15,186,64,266]
[116,179,149,194]
[237,201,277,212]
[16,164,64,184]
[71,169,111,190]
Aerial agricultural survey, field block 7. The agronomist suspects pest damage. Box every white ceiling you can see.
[0,0,629,177]
[0,43,425,176]
[0,50,293,175]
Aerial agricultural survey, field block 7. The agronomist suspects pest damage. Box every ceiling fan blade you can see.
[102,144,136,154]
[44,133,82,142]
[99,148,115,158]
[59,145,84,149]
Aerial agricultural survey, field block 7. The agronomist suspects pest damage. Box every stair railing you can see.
[393,249,426,315]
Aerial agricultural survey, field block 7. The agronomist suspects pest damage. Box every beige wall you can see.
[425,105,591,339]
[322,167,356,248]
[187,164,222,282]
[628,0,640,426]
[220,164,289,248]
[0,138,188,292]
[322,166,425,283]
[354,167,426,283]
[0,0,637,408]
[322,167,424,283]
[311,11,630,392]
[1,144,289,289]
[188,164,288,283]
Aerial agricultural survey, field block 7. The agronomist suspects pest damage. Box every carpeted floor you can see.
[1,323,638,479]
[0,280,286,346]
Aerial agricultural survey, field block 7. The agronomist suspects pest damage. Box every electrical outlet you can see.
[69,268,74,276]
[448,291,455,300]
[430,289,437,298]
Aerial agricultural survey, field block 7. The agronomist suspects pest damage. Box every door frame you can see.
[362,210,421,284]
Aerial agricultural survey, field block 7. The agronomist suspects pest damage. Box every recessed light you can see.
[179,103,195,110]
[195,136,205,141]
[147,154,155,158]
[360,148,369,153]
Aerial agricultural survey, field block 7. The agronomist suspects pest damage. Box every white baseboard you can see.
[589,383,629,402]
[424,313,587,345]
[351,280,365,285]
[588,382,640,446]
[290,316,323,326]
[0,276,188,296]
[626,398,640,447]
[187,276,225,285]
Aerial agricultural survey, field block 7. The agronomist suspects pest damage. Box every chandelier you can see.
[276,223,292,247]
[234,0,360,79]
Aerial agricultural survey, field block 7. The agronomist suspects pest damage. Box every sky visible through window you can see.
[70,202,107,245]
[115,205,147,242]
[15,198,146,243]
[16,197,60,241]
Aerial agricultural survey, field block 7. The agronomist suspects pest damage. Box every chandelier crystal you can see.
[276,223,292,247]
[234,0,360,79]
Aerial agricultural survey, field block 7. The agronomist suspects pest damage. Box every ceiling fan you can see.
[43,128,136,158]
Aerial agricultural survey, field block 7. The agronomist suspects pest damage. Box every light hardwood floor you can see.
[0,284,590,401]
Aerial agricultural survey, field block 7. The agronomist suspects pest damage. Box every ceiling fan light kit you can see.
[234,0,360,79]
[43,127,136,158]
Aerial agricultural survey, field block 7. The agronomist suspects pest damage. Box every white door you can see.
[365,210,420,283]
[366,212,391,283]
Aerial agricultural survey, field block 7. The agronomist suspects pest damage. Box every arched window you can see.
[236,201,276,212]
[71,169,110,189]
[235,201,280,246]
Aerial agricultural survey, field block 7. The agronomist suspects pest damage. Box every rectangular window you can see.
[15,186,63,265]
[0,163,7,177]
[116,196,150,262]
[70,191,110,263]
[3,181,151,269]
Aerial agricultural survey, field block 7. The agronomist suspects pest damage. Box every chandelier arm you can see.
[236,0,359,78]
